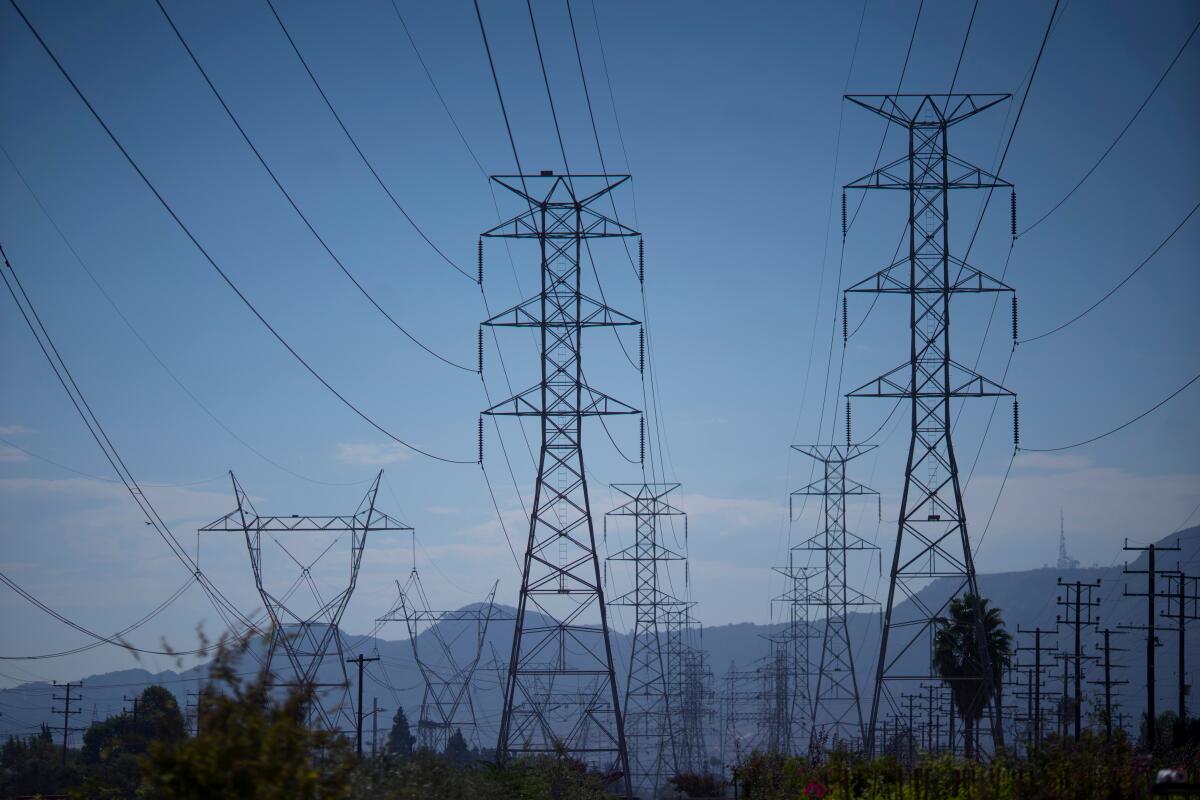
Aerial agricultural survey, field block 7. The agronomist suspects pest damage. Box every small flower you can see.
[804,780,828,798]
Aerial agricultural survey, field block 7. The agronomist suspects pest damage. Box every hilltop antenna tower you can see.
[200,471,409,732]
[1057,511,1079,570]
[483,173,638,792]
[605,483,685,798]
[791,443,879,750]
[842,94,1018,755]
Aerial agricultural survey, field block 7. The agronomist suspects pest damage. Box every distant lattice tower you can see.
[605,483,687,798]
[200,471,409,732]
[791,444,879,751]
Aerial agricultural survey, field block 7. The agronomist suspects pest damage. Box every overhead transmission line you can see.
[0,239,257,641]
[1019,198,1199,343]
[0,574,200,661]
[154,0,472,374]
[261,0,472,282]
[1022,371,1200,453]
[1019,18,1200,237]
[0,142,370,488]
[8,0,472,464]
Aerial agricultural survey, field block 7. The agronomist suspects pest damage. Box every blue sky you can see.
[1,0,1197,685]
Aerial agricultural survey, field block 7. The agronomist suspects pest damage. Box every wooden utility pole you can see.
[1160,574,1200,722]
[1121,539,1180,750]
[1088,628,1128,741]
[51,680,82,766]
[346,654,380,757]
[1055,578,1100,741]
[1016,627,1056,751]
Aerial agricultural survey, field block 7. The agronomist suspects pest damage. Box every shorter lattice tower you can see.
[200,471,409,731]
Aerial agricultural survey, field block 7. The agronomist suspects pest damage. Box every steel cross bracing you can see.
[663,603,713,774]
[791,444,879,751]
[766,559,819,755]
[200,471,409,732]
[483,173,638,793]
[842,94,1017,757]
[377,573,510,751]
[720,663,764,772]
[605,483,685,798]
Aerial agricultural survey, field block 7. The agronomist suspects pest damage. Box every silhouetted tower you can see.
[483,173,638,792]
[1159,574,1200,722]
[378,574,507,751]
[1057,511,1079,570]
[665,604,711,773]
[1088,628,1128,740]
[1121,539,1181,751]
[792,443,879,749]
[767,556,817,755]
[200,472,408,732]
[1055,578,1100,741]
[842,94,1018,755]
[606,483,685,797]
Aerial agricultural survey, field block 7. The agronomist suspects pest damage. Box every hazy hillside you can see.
[3,526,1196,749]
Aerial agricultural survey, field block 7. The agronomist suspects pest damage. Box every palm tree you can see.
[933,593,1012,760]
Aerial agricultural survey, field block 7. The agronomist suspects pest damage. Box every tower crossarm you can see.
[483,382,640,417]
[844,93,1010,128]
[845,152,1010,191]
[847,361,1013,399]
[484,292,641,328]
[845,254,1013,295]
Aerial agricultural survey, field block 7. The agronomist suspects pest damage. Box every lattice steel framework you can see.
[679,644,716,774]
[378,573,508,751]
[720,663,763,771]
[767,560,817,755]
[606,483,684,798]
[792,444,878,749]
[200,471,409,732]
[483,173,638,793]
[842,94,1017,755]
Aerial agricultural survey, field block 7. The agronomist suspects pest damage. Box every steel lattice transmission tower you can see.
[200,471,409,732]
[842,94,1018,755]
[792,444,878,750]
[378,573,509,751]
[767,559,817,754]
[483,173,638,791]
[605,483,684,798]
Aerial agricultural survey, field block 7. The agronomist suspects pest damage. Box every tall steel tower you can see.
[842,94,1017,755]
[483,173,638,792]
[792,444,878,750]
[200,471,409,732]
[606,483,684,798]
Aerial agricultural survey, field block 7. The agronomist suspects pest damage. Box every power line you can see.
[7,0,472,464]
[1019,198,1199,343]
[261,0,472,282]
[0,141,371,488]
[0,239,257,636]
[0,575,198,661]
[154,0,473,373]
[1019,18,1200,237]
[0,569,221,658]
[1022,371,1200,453]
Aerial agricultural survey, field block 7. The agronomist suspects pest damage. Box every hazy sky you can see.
[1,0,1198,686]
